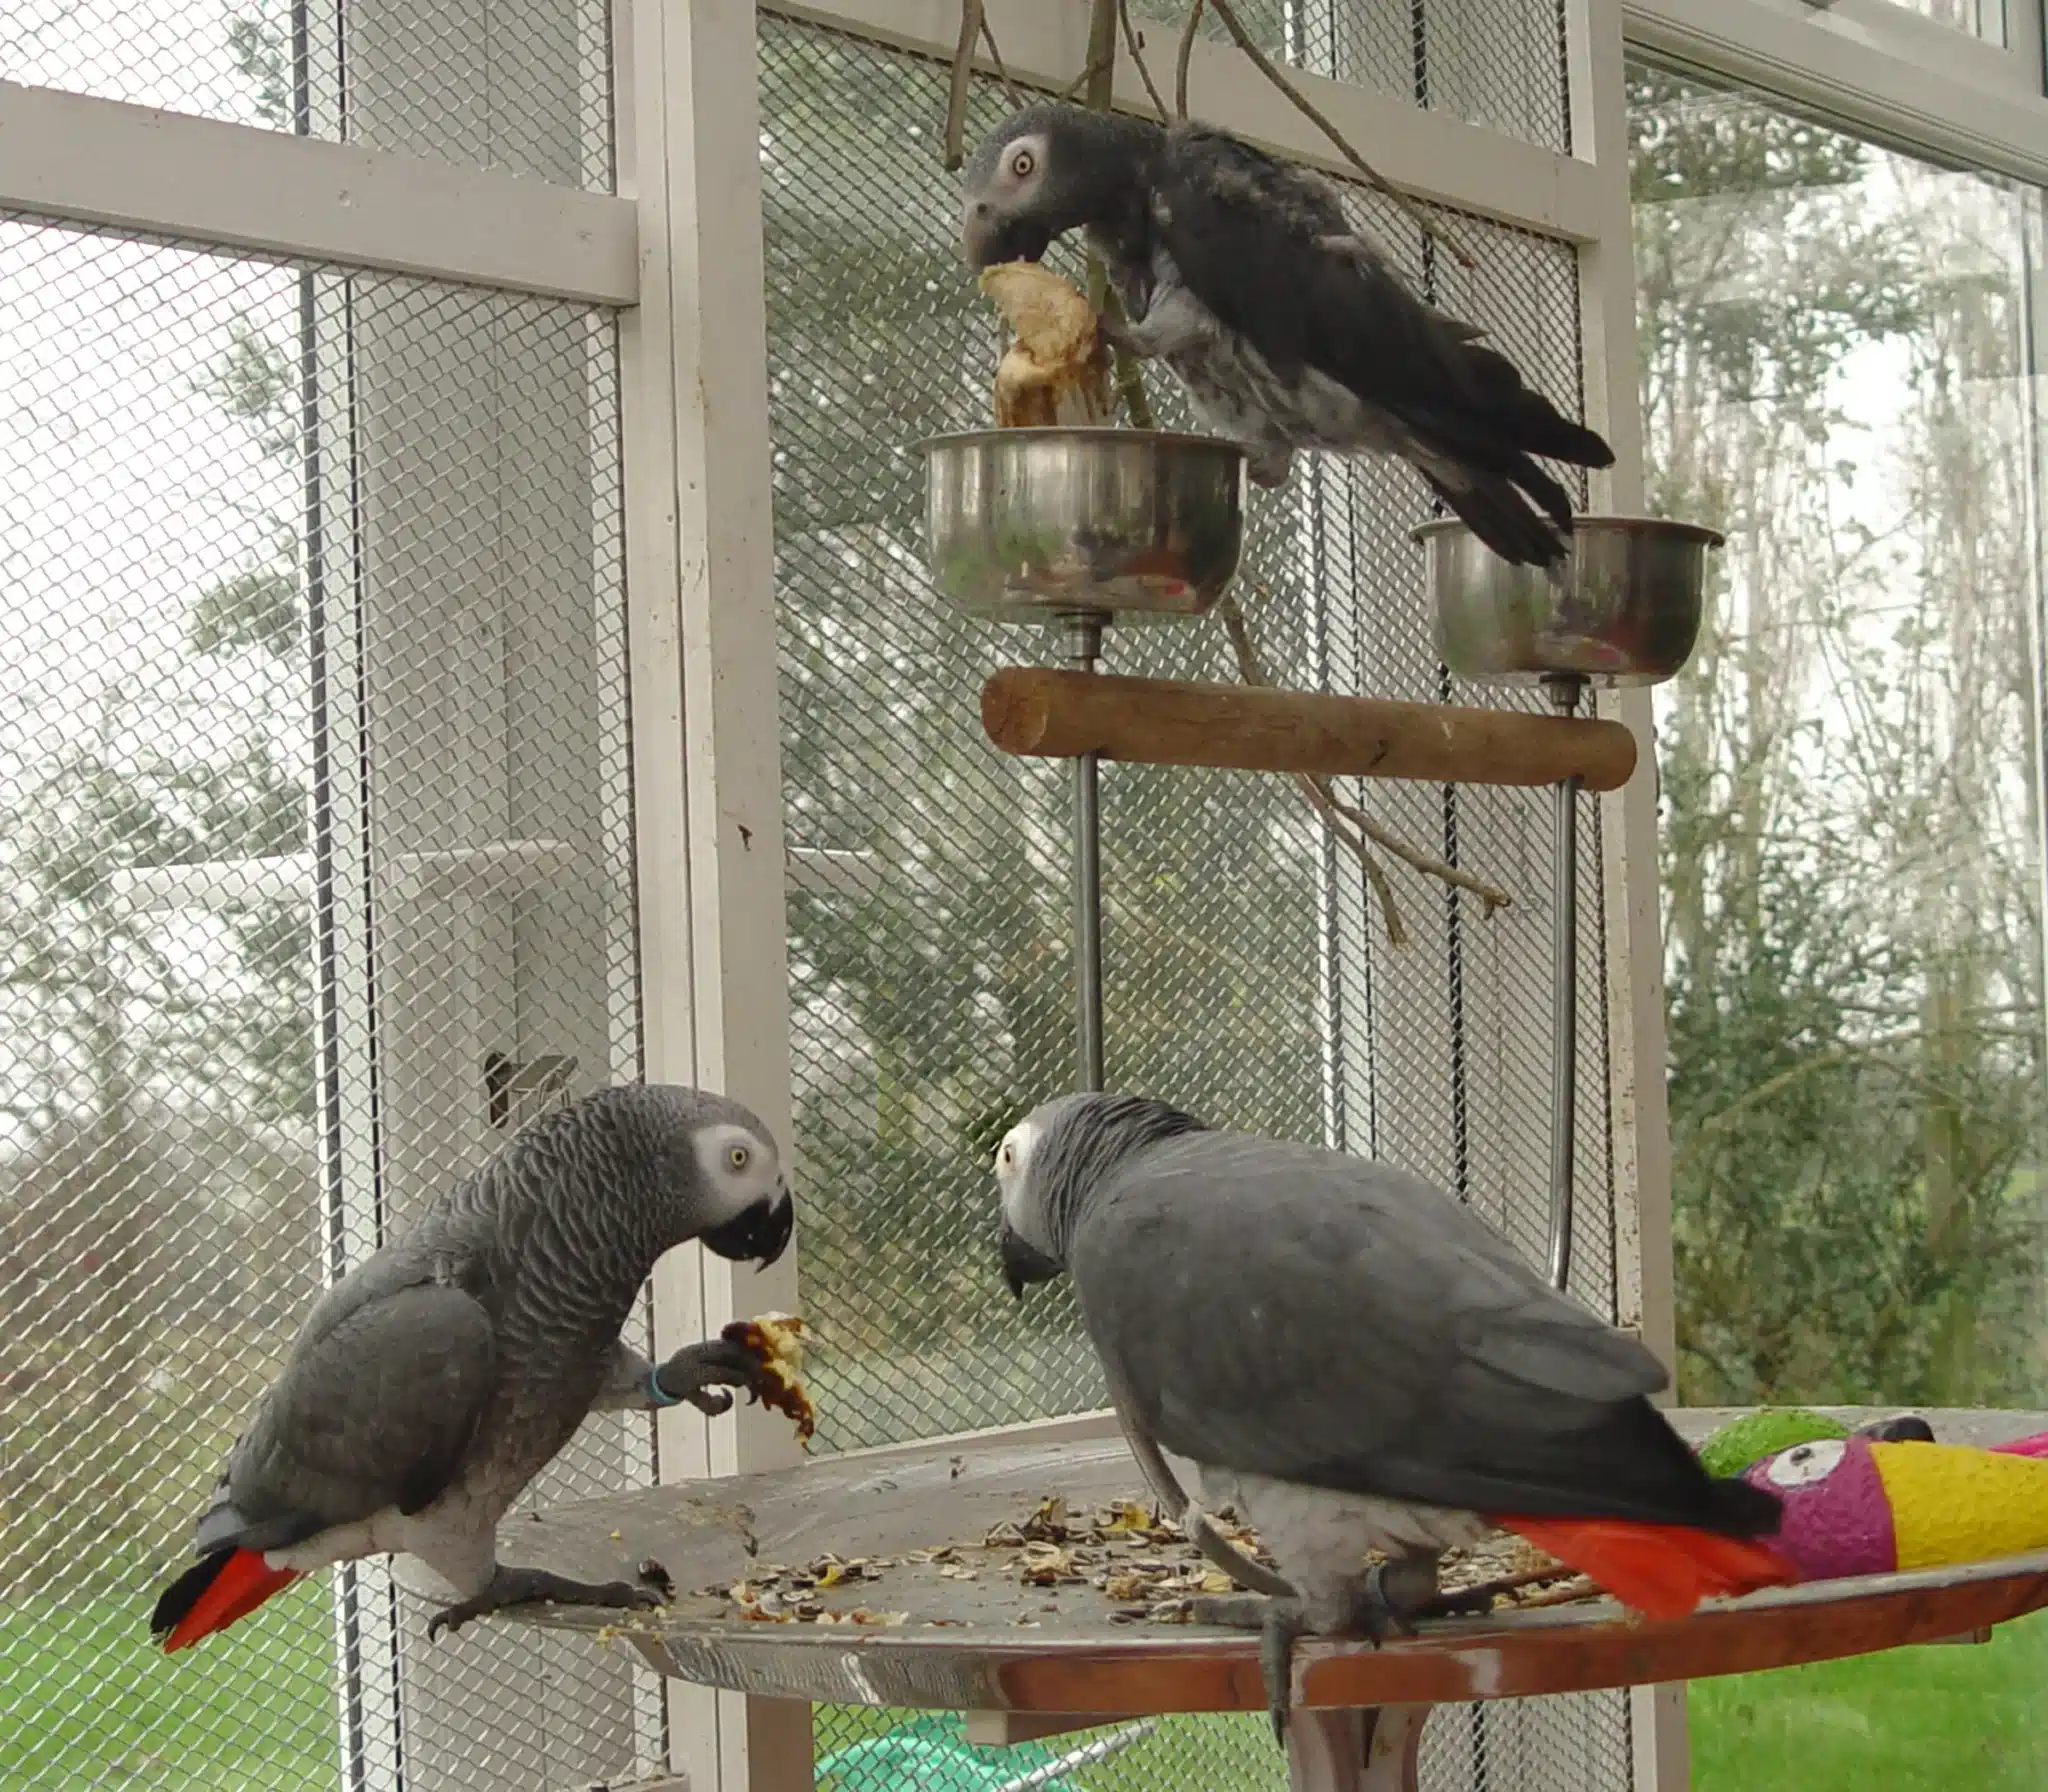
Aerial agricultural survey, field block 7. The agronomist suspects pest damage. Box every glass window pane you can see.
[1630,57,2048,1787]
[1883,0,2006,41]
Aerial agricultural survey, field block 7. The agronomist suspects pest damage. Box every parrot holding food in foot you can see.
[958,103,1615,567]
[150,1082,796,1653]
[991,1092,1794,1741]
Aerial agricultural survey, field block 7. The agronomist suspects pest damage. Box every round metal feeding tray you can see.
[511,1421,2048,1792]
[917,427,1249,623]
[1417,514,1722,687]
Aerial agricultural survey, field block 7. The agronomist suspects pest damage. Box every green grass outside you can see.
[1690,1606,2048,1790]
[0,1583,335,1792]
[4,1593,2039,1789]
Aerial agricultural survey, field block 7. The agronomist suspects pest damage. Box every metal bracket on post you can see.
[1058,611,1108,1094]
[1543,671,1587,1294]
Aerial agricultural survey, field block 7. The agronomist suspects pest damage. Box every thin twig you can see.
[1203,0,1479,271]
[1326,791,1513,913]
[1118,0,1171,123]
[1174,0,1204,118]
[1101,288,1157,428]
[1081,0,1157,432]
[1058,50,1116,102]
[1219,593,1517,934]
[978,9,1023,103]
[1217,596,1405,947]
[942,0,985,172]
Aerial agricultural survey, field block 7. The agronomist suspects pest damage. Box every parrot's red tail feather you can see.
[153,1547,303,1652]
[1499,1518,1797,1621]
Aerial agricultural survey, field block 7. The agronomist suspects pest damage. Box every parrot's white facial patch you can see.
[690,1122,784,1226]
[992,1118,1041,1234]
[1763,1438,1847,1490]
[987,132,1049,205]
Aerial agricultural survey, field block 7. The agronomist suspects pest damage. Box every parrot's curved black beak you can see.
[1000,1224,1063,1299]
[962,204,1052,271]
[703,1179,794,1270]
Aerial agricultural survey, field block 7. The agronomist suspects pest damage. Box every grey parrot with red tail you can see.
[150,1082,795,1652]
[993,1092,1794,1740]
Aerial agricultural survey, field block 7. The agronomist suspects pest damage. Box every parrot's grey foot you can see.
[425,1566,666,1642]
[1349,1558,1434,1641]
[654,1337,782,1416]
[1188,1592,1308,1746]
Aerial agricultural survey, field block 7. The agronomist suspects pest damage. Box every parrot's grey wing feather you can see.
[1070,1135,1728,1527]
[1151,127,1611,525]
[201,1279,497,1552]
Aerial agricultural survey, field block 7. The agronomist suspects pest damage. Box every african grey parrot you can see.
[150,1082,795,1652]
[993,1092,1791,1736]
[960,103,1614,567]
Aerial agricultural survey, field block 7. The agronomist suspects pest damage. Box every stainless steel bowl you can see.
[1417,514,1725,686]
[916,427,1248,622]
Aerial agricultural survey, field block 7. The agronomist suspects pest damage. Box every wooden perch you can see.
[981,668,1639,793]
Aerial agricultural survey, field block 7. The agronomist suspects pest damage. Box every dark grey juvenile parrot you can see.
[960,103,1614,567]
[150,1082,796,1652]
[993,1092,1793,1738]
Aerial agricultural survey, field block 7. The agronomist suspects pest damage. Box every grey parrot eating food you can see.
[150,1082,797,1653]
[993,1092,1794,1737]
[959,103,1615,566]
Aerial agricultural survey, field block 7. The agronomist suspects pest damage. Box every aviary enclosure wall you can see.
[0,1,1639,1788]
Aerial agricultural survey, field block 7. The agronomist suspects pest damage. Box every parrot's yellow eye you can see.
[1010,148,1036,179]
[728,1145,751,1171]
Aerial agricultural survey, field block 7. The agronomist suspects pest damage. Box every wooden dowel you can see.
[981,667,1638,793]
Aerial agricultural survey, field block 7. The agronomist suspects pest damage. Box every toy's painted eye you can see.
[1765,1439,1847,1489]
[728,1145,751,1171]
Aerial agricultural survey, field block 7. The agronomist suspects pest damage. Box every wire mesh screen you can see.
[0,217,650,1790]
[3,0,614,189]
[762,15,1625,1791]
[1126,0,1571,153]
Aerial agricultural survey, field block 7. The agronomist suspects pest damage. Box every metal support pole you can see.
[1544,673,1586,1293]
[1060,611,1108,1092]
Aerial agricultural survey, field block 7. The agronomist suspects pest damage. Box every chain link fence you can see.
[762,12,1624,1791]
[2,0,615,188]
[0,170,650,1792]
[1127,0,1571,154]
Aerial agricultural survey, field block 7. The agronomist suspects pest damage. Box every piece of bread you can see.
[721,1312,817,1445]
[980,261,1116,429]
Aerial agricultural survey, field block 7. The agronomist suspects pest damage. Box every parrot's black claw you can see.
[1188,1592,1307,1746]
[425,1566,664,1642]
[637,1558,676,1602]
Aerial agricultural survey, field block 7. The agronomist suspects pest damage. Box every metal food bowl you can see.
[916,427,1248,622]
[1417,514,1724,686]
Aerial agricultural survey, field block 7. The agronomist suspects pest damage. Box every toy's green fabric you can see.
[1696,1408,1849,1480]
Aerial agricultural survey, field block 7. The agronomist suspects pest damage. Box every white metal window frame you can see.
[1626,0,2048,183]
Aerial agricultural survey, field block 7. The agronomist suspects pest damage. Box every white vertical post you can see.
[618,3,809,1789]
[1568,3,1687,1788]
